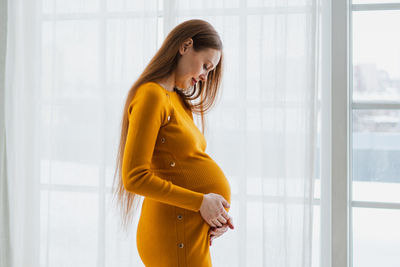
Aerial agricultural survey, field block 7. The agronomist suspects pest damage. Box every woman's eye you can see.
[203,64,208,70]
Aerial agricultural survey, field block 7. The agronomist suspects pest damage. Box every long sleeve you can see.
[121,84,204,212]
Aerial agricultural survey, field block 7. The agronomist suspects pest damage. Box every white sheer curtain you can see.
[2,0,321,266]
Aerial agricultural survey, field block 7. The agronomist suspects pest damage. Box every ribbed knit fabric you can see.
[122,81,231,267]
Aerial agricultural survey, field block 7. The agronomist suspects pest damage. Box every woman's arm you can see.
[122,83,204,211]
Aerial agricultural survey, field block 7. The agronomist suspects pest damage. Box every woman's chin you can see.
[176,80,194,91]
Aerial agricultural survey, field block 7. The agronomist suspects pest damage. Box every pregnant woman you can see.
[112,19,234,267]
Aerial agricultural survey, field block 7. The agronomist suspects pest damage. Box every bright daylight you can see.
[1,0,399,267]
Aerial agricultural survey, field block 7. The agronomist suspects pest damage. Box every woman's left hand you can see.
[208,224,229,246]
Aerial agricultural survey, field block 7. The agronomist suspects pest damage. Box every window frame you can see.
[322,1,400,267]
[320,0,351,266]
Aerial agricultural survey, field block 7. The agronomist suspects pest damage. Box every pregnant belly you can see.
[180,155,231,204]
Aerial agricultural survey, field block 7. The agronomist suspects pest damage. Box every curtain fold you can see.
[3,0,321,266]
[4,0,42,266]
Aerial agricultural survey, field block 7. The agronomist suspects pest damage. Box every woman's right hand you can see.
[199,193,233,228]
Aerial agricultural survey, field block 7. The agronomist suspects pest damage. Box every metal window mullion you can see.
[331,0,351,267]
[352,3,400,11]
[352,102,400,110]
[352,201,400,210]
[349,5,354,266]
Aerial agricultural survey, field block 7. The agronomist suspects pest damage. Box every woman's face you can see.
[175,38,221,90]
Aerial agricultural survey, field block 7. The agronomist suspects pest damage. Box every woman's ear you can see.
[179,38,193,54]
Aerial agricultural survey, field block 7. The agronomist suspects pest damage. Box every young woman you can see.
[112,19,234,267]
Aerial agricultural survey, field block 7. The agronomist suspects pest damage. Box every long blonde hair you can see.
[112,19,224,231]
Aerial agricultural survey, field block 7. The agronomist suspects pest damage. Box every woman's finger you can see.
[210,229,227,236]
[216,214,227,225]
[209,226,229,237]
[225,216,235,229]
[211,218,222,227]
[211,225,228,233]
[221,210,231,222]
[208,219,217,228]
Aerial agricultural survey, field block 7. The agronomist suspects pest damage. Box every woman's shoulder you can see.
[135,81,169,100]
[137,81,164,93]
[128,82,169,115]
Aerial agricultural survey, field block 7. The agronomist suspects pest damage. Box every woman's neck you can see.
[156,74,176,92]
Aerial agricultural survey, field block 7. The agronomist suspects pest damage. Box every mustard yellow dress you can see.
[122,82,232,267]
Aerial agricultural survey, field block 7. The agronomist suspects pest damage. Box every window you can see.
[351,1,400,267]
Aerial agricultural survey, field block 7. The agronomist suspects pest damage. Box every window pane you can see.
[352,10,400,102]
[352,207,400,267]
[352,110,400,203]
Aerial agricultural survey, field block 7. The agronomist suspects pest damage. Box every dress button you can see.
[178,243,184,248]
[161,137,165,143]
[177,214,183,220]
[170,161,175,167]
[167,115,171,121]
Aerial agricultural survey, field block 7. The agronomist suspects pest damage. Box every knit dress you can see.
[121,81,232,267]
